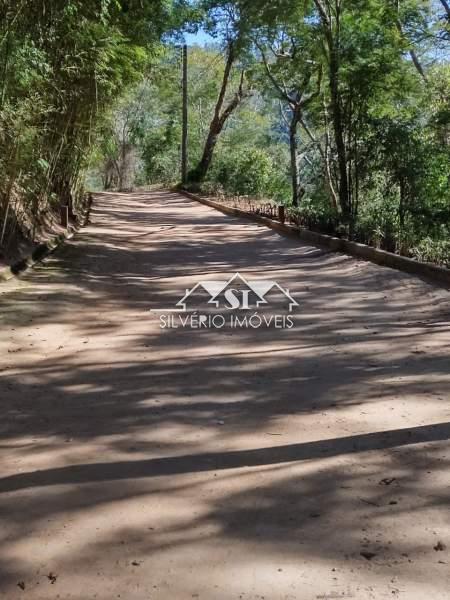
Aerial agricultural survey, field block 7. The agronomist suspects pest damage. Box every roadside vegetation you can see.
[0,0,177,261]
[1,0,449,266]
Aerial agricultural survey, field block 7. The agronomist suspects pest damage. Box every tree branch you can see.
[256,41,292,103]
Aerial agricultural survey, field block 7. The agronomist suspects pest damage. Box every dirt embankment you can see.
[0,194,91,272]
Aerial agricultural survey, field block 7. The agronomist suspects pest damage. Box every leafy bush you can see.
[209,148,278,198]
[412,236,450,268]
[288,192,338,234]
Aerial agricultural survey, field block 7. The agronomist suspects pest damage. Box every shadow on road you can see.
[0,190,449,597]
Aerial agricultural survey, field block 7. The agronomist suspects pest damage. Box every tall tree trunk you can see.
[289,110,301,207]
[259,42,321,209]
[1,32,10,109]
[188,43,246,184]
[314,0,351,221]
[328,40,351,221]
[192,131,219,184]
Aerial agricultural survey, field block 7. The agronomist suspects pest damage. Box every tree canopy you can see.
[1,0,449,265]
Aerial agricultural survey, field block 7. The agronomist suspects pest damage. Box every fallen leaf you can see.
[434,541,446,552]
[47,572,57,584]
[379,478,396,486]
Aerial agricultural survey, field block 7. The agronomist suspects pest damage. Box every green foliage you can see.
[4,0,446,269]
[210,148,277,197]
[0,0,174,251]
[412,236,450,267]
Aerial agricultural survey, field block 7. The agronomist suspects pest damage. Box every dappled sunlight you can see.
[0,191,449,598]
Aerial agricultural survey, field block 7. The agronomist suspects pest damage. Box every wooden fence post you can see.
[60,205,68,228]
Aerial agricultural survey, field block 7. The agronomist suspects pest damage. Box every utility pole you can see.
[181,44,188,185]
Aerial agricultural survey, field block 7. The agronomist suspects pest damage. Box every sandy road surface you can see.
[0,189,450,599]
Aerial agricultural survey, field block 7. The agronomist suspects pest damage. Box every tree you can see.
[188,41,250,182]
[0,0,174,251]
[255,32,322,206]
[187,3,253,183]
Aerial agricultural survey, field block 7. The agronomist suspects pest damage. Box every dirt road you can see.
[1,190,450,599]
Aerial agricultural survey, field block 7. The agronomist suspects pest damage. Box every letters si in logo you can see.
[175,272,298,312]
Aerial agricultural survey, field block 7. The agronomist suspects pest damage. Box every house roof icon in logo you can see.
[175,272,298,312]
